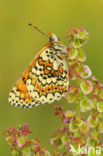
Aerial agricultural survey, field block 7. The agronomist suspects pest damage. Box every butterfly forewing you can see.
[8,45,49,108]
[8,41,69,108]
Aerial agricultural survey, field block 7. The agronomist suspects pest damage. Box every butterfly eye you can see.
[50,36,55,41]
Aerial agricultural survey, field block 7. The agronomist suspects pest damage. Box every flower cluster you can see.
[66,27,93,111]
[51,105,87,154]
[4,27,103,156]
[51,27,103,155]
[4,123,51,156]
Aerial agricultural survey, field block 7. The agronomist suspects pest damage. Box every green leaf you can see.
[65,111,76,118]
[80,79,93,95]
[69,119,79,132]
[77,49,86,62]
[100,90,103,99]
[87,137,96,147]
[66,93,77,103]
[73,39,82,48]
[78,29,86,38]
[69,48,78,59]
[12,150,19,156]
[93,87,99,95]
[62,134,68,144]
[80,96,91,112]
[87,116,99,128]
[18,136,26,147]
[81,65,92,79]
[22,147,31,156]
[90,98,97,109]
[56,138,64,149]
[51,131,58,141]
[79,121,89,134]
[91,130,99,140]
[76,115,82,126]
[99,121,103,133]
[97,101,103,112]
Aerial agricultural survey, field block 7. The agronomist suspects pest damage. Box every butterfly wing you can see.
[8,45,50,108]
[26,45,69,105]
[8,43,69,108]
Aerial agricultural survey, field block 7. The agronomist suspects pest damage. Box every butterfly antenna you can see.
[28,23,49,39]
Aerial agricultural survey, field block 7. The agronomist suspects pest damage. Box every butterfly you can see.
[8,24,69,108]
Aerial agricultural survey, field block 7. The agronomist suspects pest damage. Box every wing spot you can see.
[35,83,40,90]
[50,98,53,101]
[17,89,20,92]
[46,86,52,93]
[50,51,53,54]
[57,78,61,81]
[34,66,37,70]
[59,66,63,74]
[40,87,46,95]
[55,71,59,77]
[61,87,66,93]
[48,75,52,78]
[41,89,45,93]
[52,75,55,77]
[22,105,26,108]
[22,77,25,81]
[28,104,31,106]
[39,68,42,71]
[43,77,47,80]
[53,84,59,92]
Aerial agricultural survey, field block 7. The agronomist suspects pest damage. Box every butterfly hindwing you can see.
[26,45,69,105]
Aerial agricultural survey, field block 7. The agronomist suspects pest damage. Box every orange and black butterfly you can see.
[8,24,69,108]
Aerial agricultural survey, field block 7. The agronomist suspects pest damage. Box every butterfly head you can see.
[48,32,59,42]
[48,32,67,53]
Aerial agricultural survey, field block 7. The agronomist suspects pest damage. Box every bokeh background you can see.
[1,0,103,155]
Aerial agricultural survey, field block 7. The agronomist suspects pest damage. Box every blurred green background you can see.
[1,0,103,155]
